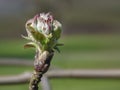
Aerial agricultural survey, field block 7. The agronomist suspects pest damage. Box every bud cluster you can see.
[23,13,63,52]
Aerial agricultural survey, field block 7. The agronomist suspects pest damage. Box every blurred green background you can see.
[0,0,120,90]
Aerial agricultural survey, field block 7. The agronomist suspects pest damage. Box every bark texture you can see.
[29,50,54,90]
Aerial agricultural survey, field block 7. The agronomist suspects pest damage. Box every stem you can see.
[29,50,54,90]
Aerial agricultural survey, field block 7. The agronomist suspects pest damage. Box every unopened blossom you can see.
[23,12,63,52]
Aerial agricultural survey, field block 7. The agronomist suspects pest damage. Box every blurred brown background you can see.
[0,0,120,39]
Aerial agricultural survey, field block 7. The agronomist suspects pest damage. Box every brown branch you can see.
[0,59,58,69]
[0,72,51,90]
[1,69,120,85]
[29,51,54,90]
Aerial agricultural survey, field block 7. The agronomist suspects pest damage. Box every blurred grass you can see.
[0,34,120,90]
[50,78,120,90]
[0,84,28,90]
[0,34,120,68]
[0,66,32,75]
[0,34,120,57]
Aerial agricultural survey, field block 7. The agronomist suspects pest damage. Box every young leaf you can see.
[24,42,37,48]
[56,43,64,46]
[27,25,47,45]
[21,35,31,40]
[54,46,60,53]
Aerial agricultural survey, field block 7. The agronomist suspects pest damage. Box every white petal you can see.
[53,20,62,31]
[37,19,44,32]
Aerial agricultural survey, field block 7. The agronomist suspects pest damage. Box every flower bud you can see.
[24,12,63,52]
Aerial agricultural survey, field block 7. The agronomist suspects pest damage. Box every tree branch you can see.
[29,51,54,90]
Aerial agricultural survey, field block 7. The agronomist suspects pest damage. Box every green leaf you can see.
[54,46,60,53]
[21,35,31,40]
[56,43,64,46]
[53,27,61,40]
[24,42,36,48]
[27,24,47,46]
